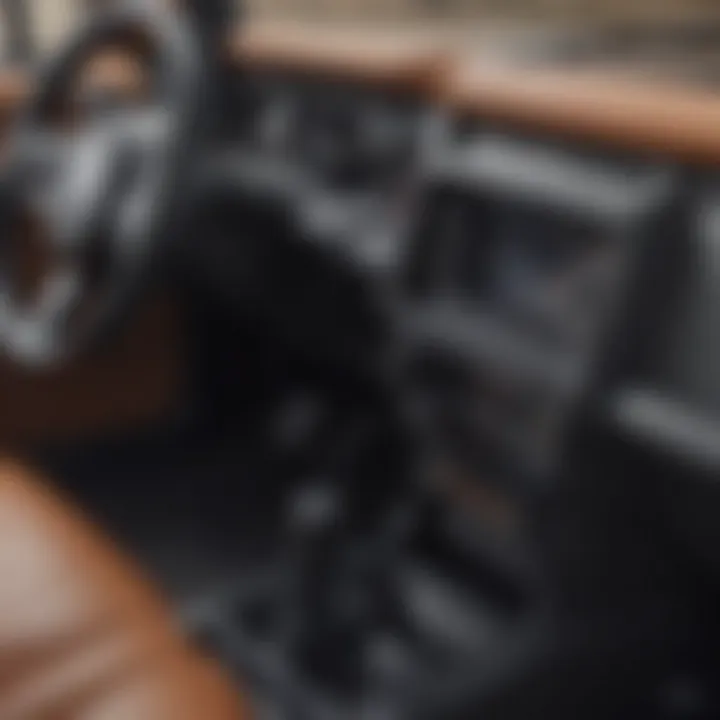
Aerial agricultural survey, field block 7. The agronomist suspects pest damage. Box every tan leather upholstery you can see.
[0,460,252,720]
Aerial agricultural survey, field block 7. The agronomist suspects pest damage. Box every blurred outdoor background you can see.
[6,0,720,53]
[4,0,720,94]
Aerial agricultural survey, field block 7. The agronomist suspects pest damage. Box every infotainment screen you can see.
[490,207,618,342]
[421,191,622,347]
[407,145,673,487]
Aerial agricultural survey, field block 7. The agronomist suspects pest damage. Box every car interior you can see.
[1,0,720,718]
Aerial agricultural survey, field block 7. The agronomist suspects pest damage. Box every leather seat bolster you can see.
[0,460,251,720]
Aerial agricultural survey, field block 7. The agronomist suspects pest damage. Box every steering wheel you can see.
[0,4,202,366]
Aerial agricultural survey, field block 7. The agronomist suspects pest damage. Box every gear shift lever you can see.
[278,402,418,695]
[280,413,376,693]
[284,482,363,685]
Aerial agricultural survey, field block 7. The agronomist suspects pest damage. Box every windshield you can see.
[3,0,720,70]
[244,0,720,35]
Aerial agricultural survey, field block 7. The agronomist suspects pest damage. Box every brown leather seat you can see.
[0,460,252,720]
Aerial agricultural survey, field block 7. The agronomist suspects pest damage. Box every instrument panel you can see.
[215,68,438,286]
[0,19,718,469]
[213,47,713,495]
[214,22,720,575]
[223,70,427,191]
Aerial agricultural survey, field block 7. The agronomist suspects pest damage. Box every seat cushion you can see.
[0,460,251,720]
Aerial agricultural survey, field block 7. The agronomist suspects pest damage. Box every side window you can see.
[0,0,81,63]
[28,0,81,55]
[0,0,33,62]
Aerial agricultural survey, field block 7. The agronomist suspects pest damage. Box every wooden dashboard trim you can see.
[224,24,720,165]
[224,23,720,165]
[226,24,447,94]
[445,64,720,164]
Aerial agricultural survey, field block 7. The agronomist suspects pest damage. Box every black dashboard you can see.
[203,67,720,547]
[221,70,428,192]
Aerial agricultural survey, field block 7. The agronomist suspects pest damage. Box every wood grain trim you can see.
[445,63,720,163]
[227,24,447,94]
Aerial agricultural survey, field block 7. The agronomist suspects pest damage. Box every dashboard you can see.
[215,26,720,509]
[0,19,719,496]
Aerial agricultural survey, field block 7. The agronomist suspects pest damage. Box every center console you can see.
[188,129,680,720]
[407,134,676,490]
